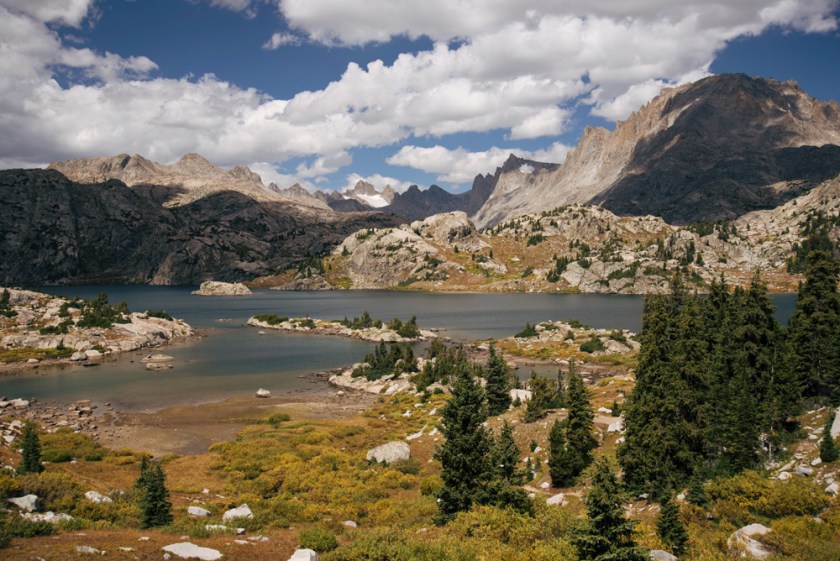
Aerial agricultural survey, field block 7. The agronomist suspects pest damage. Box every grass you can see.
[0,347,73,362]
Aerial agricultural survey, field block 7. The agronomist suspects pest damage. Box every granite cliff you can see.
[473,74,840,228]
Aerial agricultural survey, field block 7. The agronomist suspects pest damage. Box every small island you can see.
[247,310,436,343]
[191,281,251,296]
[0,287,192,366]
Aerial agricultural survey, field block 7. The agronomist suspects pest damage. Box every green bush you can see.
[253,313,288,325]
[515,323,538,338]
[391,458,421,475]
[299,527,339,552]
[145,310,173,321]
[268,413,292,427]
[420,476,442,496]
[579,337,605,354]
[0,473,20,499]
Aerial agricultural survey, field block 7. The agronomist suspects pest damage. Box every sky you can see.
[0,1,838,194]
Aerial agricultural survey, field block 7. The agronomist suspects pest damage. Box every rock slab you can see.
[162,542,223,561]
[728,523,772,559]
[222,503,253,521]
[192,281,251,296]
[366,441,410,465]
[289,549,320,561]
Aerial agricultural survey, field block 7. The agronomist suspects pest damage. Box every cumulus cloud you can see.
[388,142,573,184]
[343,173,414,194]
[0,0,838,190]
[262,32,303,49]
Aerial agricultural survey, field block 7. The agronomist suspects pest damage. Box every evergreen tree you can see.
[686,475,708,508]
[573,458,647,561]
[486,421,531,514]
[788,248,840,402]
[485,342,512,416]
[138,460,172,528]
[434,362,492,524]
[548,419,576,487]
[656,499,689,557]
[820,409,839,463]
[563,360,596,480]
[18,422,43,474]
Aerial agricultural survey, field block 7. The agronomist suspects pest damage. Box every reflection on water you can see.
[1,287,796,410]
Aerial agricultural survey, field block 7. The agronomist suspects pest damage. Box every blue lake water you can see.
[0,287,797,411]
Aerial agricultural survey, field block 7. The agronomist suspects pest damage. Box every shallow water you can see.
[0,287,796,411]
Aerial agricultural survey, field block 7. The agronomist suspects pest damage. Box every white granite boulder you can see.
[8,494,38,512]
[84,491,112,504]
[366,441,410,465]
[289,549,320,561]
[222,503,253,521]
[255,388,272,398]
[162,542,223,561]
[188,506,211,517]
[728,523,772,559]
[650,550,678,561]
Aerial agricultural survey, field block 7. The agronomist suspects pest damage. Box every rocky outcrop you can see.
[192,281,252,296]
[366,441,411,465]
[0,169,402,285]
[727,523,772,559]
[222,504,253,521]
[0,287,192,360]
[473,74,840,227]
[247,316,435,343]
[162,542,223,561]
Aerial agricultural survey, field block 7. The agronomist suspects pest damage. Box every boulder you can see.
[288,549,320,561]
[255,388,272,398]
[141,354,174,363]
[366,441,410,465]
[546,493,567,506]
[75,545,102,555]
[343,520,358,528]
[162,542,223,561]
[222,503,253,521]
[777,471,791,481]
[650,550,678,561]
[832,406,840,438]
[825,482,839,495]
[188,506,211,517]
[192,281,251,296]
[70,351,87,361]
[21,511,73,523]
[84,491,112,504]
[205,524,228,533]
[728,523,772,559]
[795,465,813,477]
[8,494,38,512]
[510,389,532,402]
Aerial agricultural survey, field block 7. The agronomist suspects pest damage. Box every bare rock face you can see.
[0,169,402,285]
[192,281,252,296]
[366,441,411,465]
[473,74,840,227]
[48,152,329,211]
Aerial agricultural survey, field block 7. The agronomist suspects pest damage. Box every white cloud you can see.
[387,142,572,184]
[343,173,414,194]
[262,32,303,49]
[0,0,838,187]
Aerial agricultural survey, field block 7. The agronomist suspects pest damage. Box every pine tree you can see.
[548,419,576,487]
[788,248,840,402]
[138,460,172,528]
[820,409,839,463]
[18,422,43,474]
[573,458,648,561]
[657,499,689,557]
[485,342,512,416]
[434,362,492,524]
[486,421,530,513]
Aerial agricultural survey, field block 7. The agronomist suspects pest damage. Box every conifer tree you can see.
[486,421,530,513]
[548,419,576,487]
[434,362,492,524]
[485,342,512,416]
[656,499,689,557]
[138,460,172,528]
[820,409,839,463]
[788,248,840,402]
[564,360,596,477]
[573,458,647,561]
[18,422,43,474]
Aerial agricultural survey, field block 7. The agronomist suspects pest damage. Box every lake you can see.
[0,287,797,411]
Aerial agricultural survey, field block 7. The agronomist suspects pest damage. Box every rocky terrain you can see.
[191,281,252,296]
[287,171,840,294]
[0,169,402,285]
[0,287,192,365]
[49,153,330,211]
[248,315,436,343]
[473,74,840,227]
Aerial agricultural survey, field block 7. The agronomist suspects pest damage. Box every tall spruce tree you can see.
[565,361,595,474]
[486,421,531,513]
[548,419,576,487]
[485,342,512,416]
[138,460,172,528]
[18,422,43,474]
[434,362,492,524]
[573,458,647,561]
[657,499,689,557]
[788,248,840,403]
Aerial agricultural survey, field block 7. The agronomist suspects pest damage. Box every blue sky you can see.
[0,0,838,194]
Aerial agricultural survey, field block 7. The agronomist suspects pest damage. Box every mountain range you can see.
[1,73,838,287]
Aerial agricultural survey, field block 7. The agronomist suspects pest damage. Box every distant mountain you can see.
[473,73,840,227]
[48,153,330,211]
[0,169,401,285]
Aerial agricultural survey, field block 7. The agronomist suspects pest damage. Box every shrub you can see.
[420,476,442,496]
[579,337,605,354]
[268,413,292,427]
[299,527,339,552]
[515,323,538,338]
[391,458,421,475]
[145,310,173,320]
[253,313,288,325]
